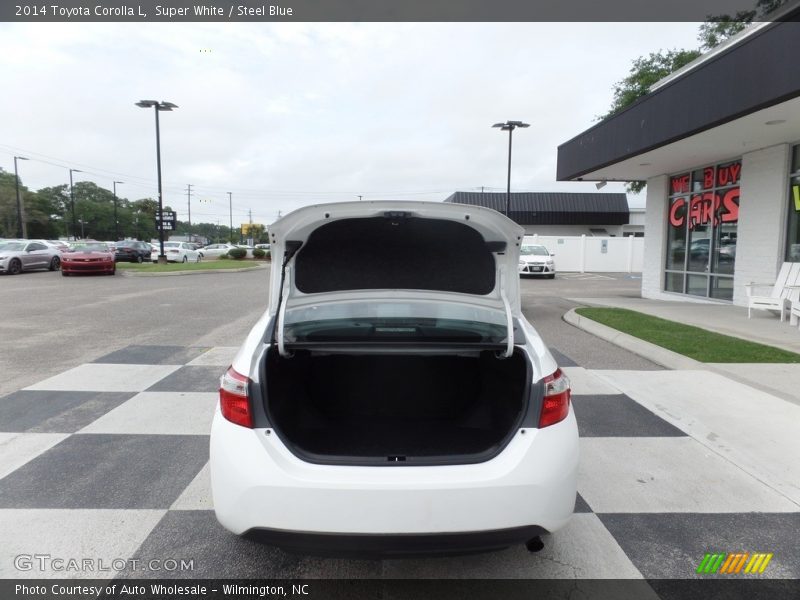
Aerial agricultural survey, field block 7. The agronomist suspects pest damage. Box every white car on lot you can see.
[210,201,578,555]
[201,243,239,258]
[150,241,201,263]
[519,241,556,278]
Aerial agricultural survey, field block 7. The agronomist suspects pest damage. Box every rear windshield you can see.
[284,301,509,344]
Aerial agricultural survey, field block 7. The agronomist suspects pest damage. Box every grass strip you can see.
[575,307,800,363]
[117,259,266,272]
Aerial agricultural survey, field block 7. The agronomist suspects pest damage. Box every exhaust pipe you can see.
[525,536,544,553]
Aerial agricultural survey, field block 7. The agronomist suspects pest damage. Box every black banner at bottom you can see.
[3,579,799,600]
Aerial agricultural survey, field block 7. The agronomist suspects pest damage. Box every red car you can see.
[61,242,116,276]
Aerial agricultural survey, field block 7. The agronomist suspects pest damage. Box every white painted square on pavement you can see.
[0,432,69,480]
[77,392,218,436]
[561,367,622,395]
[24,364,182,393]
[578,437,799,513]
[0,509,165,579]
[380,513,647,580]
[187,347,239,367]
[171,462,212,510]
[594,369,800,506]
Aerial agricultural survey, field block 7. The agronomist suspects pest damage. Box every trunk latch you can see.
[387,455,407,462]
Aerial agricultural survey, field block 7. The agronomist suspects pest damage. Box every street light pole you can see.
[228,192,233,243]
[13,156,29,239]
[113,181,123,241]
[186,183,193,241]
[492,120,529,218]
[69,168,83,240]
[136,99,178,264]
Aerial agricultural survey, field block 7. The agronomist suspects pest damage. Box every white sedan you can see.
[201,243,239,259]
[210,201,578,556]
[150,241,201,263]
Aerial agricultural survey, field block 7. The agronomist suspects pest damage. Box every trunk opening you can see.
[264,348,530,465]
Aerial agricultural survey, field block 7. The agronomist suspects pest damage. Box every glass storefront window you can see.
[665,160,740,300]
[786,146,800,262]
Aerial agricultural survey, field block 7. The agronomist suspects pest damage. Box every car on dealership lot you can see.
[201,243,239,258]
[0,240,62,274]
[151,241,201,263]
[114,240,152,263]
[210,201,578,556]
[61,241,116,276]
[518,241,556,278]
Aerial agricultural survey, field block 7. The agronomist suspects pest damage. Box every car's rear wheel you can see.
[136,255,143,263]
[195,254,201,263]
[182,256,188,263]
[49,256,61,271]
[548,274,556,279]
[8,259,21,275]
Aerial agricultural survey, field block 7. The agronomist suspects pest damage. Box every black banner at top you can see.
[2,0,799,22]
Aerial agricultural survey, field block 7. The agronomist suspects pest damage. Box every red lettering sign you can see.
[716,161,742,187]
[703,167,715,189]
[670,174,690,195]
[669,198,686,227]
[721,188,740,222]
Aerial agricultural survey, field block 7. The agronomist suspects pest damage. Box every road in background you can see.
[0,269,654,397]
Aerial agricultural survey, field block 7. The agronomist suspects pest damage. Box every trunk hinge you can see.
[499,270,514,359]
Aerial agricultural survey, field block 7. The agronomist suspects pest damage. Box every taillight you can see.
[539,368,571,428]
[219,366,253,428]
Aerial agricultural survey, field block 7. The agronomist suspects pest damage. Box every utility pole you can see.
[186,184,193,240]
[113,181,123,241]
[13,156,29,239]
[227,192,233,243]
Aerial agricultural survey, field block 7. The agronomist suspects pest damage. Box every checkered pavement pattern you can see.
[0,345,798,580]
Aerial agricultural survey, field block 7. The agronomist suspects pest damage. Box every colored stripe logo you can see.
[696,552,773,574]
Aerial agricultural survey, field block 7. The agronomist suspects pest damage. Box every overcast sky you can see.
[0,22,703,227]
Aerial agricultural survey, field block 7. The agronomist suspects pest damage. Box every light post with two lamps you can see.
[136,99,178,264]
[492,120,529,218]
[69,168,83,240]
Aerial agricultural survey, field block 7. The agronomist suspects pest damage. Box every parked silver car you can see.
[0,240,62,274]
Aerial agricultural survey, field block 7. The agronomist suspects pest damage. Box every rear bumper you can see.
[210,407,579,547]
[244,525,547,557]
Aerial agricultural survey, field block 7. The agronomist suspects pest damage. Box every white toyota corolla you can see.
[210,201,579,555]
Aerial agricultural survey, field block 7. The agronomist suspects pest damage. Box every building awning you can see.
[556,12,800,183]
[444,192,629,225]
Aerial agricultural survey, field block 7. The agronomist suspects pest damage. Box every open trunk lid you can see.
[268,201,524,356]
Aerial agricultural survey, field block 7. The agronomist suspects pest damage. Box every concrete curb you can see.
[563,308,703,370]
[120,263,268,277]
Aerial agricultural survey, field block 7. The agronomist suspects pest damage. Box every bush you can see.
[253,248,266,259]
[228,247,247,260]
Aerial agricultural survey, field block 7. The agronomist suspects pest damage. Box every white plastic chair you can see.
[745,262,800,320]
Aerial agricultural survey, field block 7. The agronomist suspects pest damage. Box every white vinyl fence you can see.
[527,235,644,273]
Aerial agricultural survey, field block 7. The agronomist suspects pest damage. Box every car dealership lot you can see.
[0,270,798,581]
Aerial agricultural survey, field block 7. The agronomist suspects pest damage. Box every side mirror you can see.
[550,253,556,257]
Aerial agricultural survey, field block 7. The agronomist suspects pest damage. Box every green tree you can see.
[0,169,21,237]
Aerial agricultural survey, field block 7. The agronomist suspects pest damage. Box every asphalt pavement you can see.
[1,268,798,584]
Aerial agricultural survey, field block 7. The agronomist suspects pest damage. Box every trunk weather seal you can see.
[272,241,303,358]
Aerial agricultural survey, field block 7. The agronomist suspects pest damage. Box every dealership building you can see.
[557,14,800,305]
